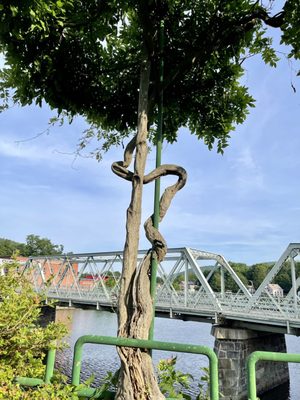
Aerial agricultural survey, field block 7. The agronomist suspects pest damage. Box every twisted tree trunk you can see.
[112,59,187,400]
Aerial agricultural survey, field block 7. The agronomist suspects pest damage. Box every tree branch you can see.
[154,5,286,99]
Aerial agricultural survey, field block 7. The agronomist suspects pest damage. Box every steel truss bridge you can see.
[20,243,300,335]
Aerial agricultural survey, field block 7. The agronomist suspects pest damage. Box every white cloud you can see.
[235,148,256,170]
[230,147,265,194]
[0,139,29,159]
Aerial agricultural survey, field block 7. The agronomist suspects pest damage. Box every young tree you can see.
[24,234,64,256]
[0,1,299,398]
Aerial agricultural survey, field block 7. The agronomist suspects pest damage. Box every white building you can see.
[265,283,284,297]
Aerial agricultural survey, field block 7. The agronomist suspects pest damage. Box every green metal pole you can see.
[149,19,164,341]
[15,377,44,387]
[247,351,300,400]
[44,347,56,384]
[72,340,84,385]
[71,335,219,400]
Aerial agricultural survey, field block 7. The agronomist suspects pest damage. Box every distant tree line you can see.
[171,261,300,295]
[0,234,64,257]
[215,261,300,294]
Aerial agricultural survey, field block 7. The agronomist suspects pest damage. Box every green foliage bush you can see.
[0,259,79,399]
[0,380,80,400]
[157,357,210,400]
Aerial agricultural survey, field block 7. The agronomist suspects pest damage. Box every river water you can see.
[56,308,300,399]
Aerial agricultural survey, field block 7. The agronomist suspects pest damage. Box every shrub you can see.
[0,259,79,399]
[157,356,210,400]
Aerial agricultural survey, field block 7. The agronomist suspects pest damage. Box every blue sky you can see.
[0,27,299,265]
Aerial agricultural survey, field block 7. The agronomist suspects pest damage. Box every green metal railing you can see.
[17,335,219,400]
[72,335,219,399]
[17,337,300,400]
[247,350,300,400]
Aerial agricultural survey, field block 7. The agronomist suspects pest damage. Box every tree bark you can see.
[111,57,187,399]
[113,58,163,400]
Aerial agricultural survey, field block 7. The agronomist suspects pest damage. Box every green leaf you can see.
[9,5,18,16]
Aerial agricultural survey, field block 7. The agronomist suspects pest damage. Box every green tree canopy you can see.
[247,262,273,289]
[1,1,299,153]
[0,238,26,258]
[226,262,249,291]
[24,234,64,256]
[0,235,64,257]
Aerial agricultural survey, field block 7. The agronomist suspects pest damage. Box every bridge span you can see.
[21,243,300,335]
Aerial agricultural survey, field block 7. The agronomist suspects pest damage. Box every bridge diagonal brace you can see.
[247,243,300,311]
[184,248,221,311]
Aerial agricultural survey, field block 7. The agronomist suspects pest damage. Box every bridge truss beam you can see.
[18,244,300,334]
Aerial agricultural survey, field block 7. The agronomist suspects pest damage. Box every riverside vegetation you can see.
[0,259,76,399]
[0,259,210,399]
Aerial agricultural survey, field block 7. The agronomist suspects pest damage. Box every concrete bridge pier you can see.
[211,325,289,400]
[39,305,75,331]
